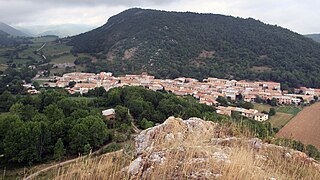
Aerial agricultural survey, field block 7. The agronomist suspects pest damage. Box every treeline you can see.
[0,31,31,47]
[0,90,111,165]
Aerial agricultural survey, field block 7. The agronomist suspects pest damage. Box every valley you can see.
[1,5,320,180]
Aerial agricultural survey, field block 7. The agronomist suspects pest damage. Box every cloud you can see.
[0,0,319,34]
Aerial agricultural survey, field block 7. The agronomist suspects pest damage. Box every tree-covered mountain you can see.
[305,34,320,43]
[0,22,29,37]
[0,30,31,47]
[0,30,16,46]
[69,8,320,88]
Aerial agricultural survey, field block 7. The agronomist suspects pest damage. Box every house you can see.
[239,108,258,118]
[27,89,40,95]
[244,95,256,102]
[300,87,315,96]
[102,109,116,119]
[199,99,218,106]
[273,96,292,105]
[254,113,269,122]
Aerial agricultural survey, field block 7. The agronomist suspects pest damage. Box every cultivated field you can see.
[253,104,300,129]
[276,102,320,149]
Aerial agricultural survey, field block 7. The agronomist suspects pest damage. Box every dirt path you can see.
[24,157,80,180]
[24,143,123,180]
[276,102,320,149]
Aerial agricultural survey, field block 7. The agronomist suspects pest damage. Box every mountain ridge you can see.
[69,8,320,88]
[0,22,29,37]
[305,34,320,43]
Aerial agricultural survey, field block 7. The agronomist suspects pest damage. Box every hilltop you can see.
[69,8,320,88]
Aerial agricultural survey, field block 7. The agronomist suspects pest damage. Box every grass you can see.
[253,103,300,129]
[31,36,58,44]
[42,42,72,56]
[46,124,320,180]
[276,106,300,115]
[253,103,272,112]
[50,54,77,64]
[269,113,295,128]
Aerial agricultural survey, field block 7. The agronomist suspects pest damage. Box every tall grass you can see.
[41,118,320,180]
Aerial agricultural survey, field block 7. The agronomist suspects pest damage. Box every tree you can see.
[236,94,243,101]
[32,81,40,90]
[83,144,92,155]
[115,105,131,124]
[216,96,228,107]
[240,102,254,109]
[269,98,277,106]
[69,116,109,153]
[0,91,16,112]
[231,111,241,120]
[54,138,65,161]
[255,96,263,103]
[140,118,154,129]
[269,108,276,116]
[306,144,319,158]
[44,104,65,121]
[68,81,76,88]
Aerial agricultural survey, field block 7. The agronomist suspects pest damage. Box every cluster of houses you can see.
[40,72,320,121]
[216,106,269,122]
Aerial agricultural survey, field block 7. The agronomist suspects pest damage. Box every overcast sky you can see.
[0,0,319,34]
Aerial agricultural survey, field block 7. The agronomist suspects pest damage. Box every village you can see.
[31,72,320,122]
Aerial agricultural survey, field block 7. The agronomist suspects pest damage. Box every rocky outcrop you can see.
[126,117,320,179]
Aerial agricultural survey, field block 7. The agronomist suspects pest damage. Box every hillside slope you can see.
[0,22,29,37]
[51,117,320,179]
[305,34,320,43]
[69,8,320,88]
[0,30,16,46]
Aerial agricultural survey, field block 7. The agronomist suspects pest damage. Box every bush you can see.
[100,143,122,154]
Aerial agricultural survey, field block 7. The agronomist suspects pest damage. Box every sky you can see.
[0,0,319,35]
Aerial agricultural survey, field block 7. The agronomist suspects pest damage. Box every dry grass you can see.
[48,143,320,180]
[49,135,320,180]
[47,150,132,180]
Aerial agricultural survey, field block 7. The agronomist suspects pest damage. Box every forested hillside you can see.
[0,30,15,46]
[69,8,320,88]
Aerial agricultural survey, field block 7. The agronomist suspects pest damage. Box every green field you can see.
[31,36,59,44]
[253,103,301,129]
[50,54,77,64]
[276,106,300,115]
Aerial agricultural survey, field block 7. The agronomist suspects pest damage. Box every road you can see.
[36,42,47,52]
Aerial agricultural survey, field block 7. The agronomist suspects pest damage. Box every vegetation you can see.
[49,126,320,180]
[0,67,37,95]
[0,86,280,167]
[305,34,320,43]
[253,103,300,129]
[69,8,320,88]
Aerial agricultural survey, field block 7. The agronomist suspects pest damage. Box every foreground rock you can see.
[127,117,320,179]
